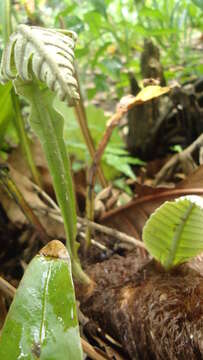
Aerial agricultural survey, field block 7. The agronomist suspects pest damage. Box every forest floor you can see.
[0,71,203,359]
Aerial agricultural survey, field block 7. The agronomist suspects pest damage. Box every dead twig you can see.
[85,86,171,248]
[81,338,109,360]
[0,166,48,244]
[32,183,145,250]
[154,133,203,186]
[58,16,107,188]
[85,97,136,249]
[78,217,146,249]
[0,277,16,298]
[74,70,107,188]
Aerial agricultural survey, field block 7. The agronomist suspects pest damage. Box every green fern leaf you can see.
[0,25,79,106]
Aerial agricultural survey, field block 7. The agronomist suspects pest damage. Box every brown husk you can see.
[77,251,203,360]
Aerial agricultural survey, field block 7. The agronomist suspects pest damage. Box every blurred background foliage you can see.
[55,0,203,97]
[0,0,202,187]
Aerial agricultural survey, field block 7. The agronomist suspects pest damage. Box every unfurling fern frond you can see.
[0,25,79,106]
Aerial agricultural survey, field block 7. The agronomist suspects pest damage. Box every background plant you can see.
[55,99,145,184]
[1,0,202,190]
[55,0,203,99]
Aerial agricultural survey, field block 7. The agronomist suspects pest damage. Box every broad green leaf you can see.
[113,177,133,196]
[84,11,103,36]
[143,196,203,270]
[51,0,203,96]
[55,100,143,180]
[91,42,111,68]
[104,153,136,179]
[56,4,77,18]
[75,47,89,59]
[0,240,83,360]
[191,0,203,10]
[104,152,145,179]
[55,100,124,156]
[90,0,108,18]
[94,73,109,92]
[98,58,122,79]
[61,15,85,34]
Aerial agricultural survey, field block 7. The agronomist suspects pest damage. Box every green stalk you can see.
[11,90,42,187]
[1,0,11,44]
[1,23,90,284]
[26,83,90,284]
[74,70,107,188]
[1,0,41,188]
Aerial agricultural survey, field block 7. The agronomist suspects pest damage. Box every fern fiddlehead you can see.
[0,24,79,105]
[0,25,90,284]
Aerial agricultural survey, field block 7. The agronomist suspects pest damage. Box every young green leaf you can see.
[191,0,203,10]
[0,240,83,360]
[0,24,79,106]
[143,195,203,270]
[0,24,90,283]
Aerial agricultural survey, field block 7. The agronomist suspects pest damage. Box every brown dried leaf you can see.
[0,166,65,239]
[0,293,7,330]
[119,85,170,111]
[132,85,170,104]
[100,166,203,239]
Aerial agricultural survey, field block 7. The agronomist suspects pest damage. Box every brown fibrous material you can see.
[77,251,203,360]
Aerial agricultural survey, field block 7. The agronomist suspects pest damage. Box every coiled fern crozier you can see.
[0,25,79,104]
[0,24,90,284]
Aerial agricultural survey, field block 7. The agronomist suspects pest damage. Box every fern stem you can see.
[74,72,107,188]
[29,84,90,284]
[85,109,125,248]
[11,90,42,188]
[57,17,106,187]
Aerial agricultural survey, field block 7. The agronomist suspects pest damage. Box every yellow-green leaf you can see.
[143,196,203,270]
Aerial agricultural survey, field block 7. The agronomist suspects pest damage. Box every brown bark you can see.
[127,39,166,159]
